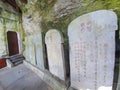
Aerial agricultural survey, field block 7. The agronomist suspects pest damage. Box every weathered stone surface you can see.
[44,70,68,90]
[25,32,44,70]
[45,29,66,81]
[68,10,118,90]
[21,9,45,70]
[22,16,42,35]
[54,0,82,18]
[5,20,16,30]
[0,1,16,14]
[33,33,44,70]
[25,35,35,65]
[0,18,5,57]
[22,11,45,70]
[0,19,4,30]
[0,1,22,57]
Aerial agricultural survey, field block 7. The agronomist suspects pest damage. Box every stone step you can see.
[13,60,23,66]
[10,58,25,63]
[6,54,25,67]
[8,54,25,60]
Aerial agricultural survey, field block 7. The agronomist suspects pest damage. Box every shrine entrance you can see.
[7,31,19,56]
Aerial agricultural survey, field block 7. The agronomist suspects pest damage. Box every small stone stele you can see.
[45,29,66,81]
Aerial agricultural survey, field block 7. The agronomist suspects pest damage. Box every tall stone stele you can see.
[68,10,118,90]
[45,29,66,81]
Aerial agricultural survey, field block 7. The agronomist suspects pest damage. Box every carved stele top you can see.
[68,10,118,42]
[45,29,66,81]
[45,29,64,44]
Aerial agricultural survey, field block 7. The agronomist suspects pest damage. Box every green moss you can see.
[34,0,57,21]
[35,0,57,12]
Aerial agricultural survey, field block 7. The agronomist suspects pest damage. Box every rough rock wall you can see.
[0,1,22,57]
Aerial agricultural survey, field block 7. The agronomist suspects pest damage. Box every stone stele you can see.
[68,10,118,90]
[45,29,66,81]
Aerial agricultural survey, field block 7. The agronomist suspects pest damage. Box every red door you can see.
[7,31,19,56]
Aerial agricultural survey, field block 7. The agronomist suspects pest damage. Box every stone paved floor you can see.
[0,64,53,90]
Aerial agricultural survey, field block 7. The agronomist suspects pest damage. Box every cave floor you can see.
[0,64,53,90]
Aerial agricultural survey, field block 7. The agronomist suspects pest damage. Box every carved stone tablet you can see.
[68,10,118,90]
[25,33,45,70]
[45,29,66,81]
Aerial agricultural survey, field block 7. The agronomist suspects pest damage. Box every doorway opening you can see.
[7,31,19,56]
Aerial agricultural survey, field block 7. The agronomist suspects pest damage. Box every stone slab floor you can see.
[0,64,53,90]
